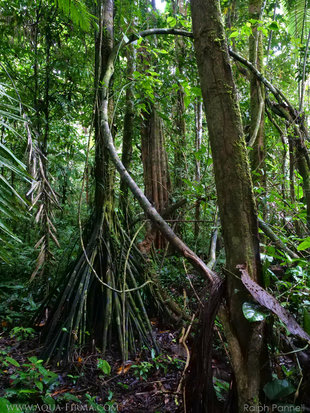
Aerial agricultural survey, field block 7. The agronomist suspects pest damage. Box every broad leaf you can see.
[263,379,295,400]
[97,358,111,375]
[242,302,268,322]
[35,380,43,392]
[5,356,20,367]
[303,308,310,335]
[0,398,8,413]
[297,237,310,251]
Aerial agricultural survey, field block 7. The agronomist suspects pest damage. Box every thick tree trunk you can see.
[141,109,170,214]
[188,0,268,410]
[137,1,172,252]
[140,108,171,251]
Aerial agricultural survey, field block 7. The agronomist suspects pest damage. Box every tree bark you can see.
[188,0,268,410]
[248,0,265,179]
[172,0,187,190]
[139,2,172,251]
[120,43,136,224]
[94,0,114,219]
[194,98,202,238]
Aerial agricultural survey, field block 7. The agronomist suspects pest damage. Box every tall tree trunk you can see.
[248,0,265,179]
[172,0,187,190]
[295,142,310,232]
[188,0,268,410]
[41,22,51,286]
[94,0,114,220]
[140,107,171,251]
[30,16,60,286]
[120,43,136,225]
[40,1,159,362]
[138,0,171,252]
[194,98,202,238]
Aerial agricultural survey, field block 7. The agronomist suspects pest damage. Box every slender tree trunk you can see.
[172,0,187,190]
[194,98,202,238]
[296,143,310,231]
[120,44,136,224]
[249,0,265,182]
[188,0,269,410]
[41,23,51,286]
[94,0,114,221]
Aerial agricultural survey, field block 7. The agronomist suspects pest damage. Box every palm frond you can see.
[0,83,32,262]
[0,143,31,181]
[282,0,310,39]
[54,0,96,32]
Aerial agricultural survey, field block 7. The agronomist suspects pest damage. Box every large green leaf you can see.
[0,142,29,173]
[0,220,21,243]
[297,237,310,251]
[97,358,111,375]
[0,398,9,413]
[263,379,295,400]
[242,302,268,322]
[303,308,310,335]
[0,175,27,205]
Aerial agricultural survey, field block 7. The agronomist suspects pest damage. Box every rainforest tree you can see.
[1,0,310,411]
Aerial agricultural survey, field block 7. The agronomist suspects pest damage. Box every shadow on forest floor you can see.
[0,323,190,412]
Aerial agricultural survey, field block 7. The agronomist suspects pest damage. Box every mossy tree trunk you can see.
[188,0,269,410]
[94,0,114,221]
[120,43,136,226]
[40,0,158,362]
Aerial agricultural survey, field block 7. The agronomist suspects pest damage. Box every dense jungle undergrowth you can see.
[1,0,310,412]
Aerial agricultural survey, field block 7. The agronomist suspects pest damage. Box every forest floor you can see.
[0,323,193,412]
